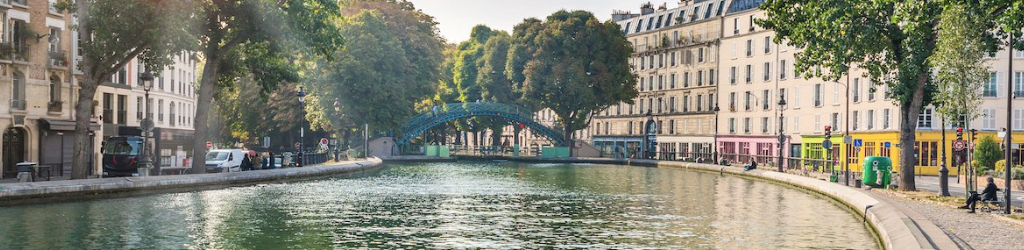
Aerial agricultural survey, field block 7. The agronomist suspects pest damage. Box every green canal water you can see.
[0,162,878,249]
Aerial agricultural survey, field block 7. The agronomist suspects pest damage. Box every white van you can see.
[205,149,245,173]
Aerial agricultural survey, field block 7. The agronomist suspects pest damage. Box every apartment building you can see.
[0,0,85,179]
[94,54,199,170]
[591,0,728,159]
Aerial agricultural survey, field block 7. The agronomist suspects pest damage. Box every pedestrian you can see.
[267,151,275,169]
[960,176,1000,213]
[743,159,758,171]
[240,153,252,171]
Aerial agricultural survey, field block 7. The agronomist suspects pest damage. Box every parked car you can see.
[102,136,144,177]
[205,149,245,173]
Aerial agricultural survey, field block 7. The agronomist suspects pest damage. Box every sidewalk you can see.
[0,158,382,206]
[915,175,1024,208]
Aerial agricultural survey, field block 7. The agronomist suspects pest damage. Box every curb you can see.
[0,158,384,206]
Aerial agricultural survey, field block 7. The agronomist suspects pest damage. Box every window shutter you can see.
[998,72,1005,98]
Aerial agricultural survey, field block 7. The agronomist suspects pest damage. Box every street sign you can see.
[853,139,863,147]
[320,138,329,146]
[953,140,966,151]
[822,140,833,150]
[263,137,271,148]
[844,135,852,144]
[206,141,212,149]
[883,142,891,148]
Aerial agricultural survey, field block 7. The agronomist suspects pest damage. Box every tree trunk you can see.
[898,73,929,191]
[71,0,93,179]
[191,52,222,173]
[71,79,98,179]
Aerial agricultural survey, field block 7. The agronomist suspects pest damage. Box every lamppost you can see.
[333,98,343,162]
[713,105,720,164]
[296,86,307,167]
[138,71,154,177]
[777,93,787,172]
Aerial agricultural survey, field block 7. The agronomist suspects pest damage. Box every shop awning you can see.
[40,119,101,131]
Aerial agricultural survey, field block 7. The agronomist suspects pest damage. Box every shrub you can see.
[996,160,1007,174]
[973,135,1002,174]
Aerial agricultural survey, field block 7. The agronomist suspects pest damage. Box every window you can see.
[696,95,703,111]
[657,98,663,113]
[49,75,60,103]
[793,86,800,108]
[102,93,113,123]
[983,109,996,129]
[746,39,753,56]
[697,70,704,86]
[744,118,751,133]
[763,62,770,81]
[658,75,664,90]
[762,90,770,110]
[169,101,176,126]
[793,116,799,132]
[984,72,998,97]
[640,57,645,70]
[670,52,676,66]
[709,69,716,85]
[158,99,164,122]
[867,110,875,130]
[669,97,676,112]
[639,78,645,92]
[698,47,705,62]
[48,28,60,52]
[733,18,739,34]
[708,94,715,111]
[853,78,861,102]
[780,60,787,79]
[648,76,654,91]
[729,118,736,133]
[683,72,690,87]
[745,65,752,83]
[749,15,755,31]
[833,82,841,104]
[918,108,933,128]
[832,113,841,131]
[669,120,675,134]
[730,67,737,84]
[117,95,127,125]
[852,111,859,130]
[762,117,770,133]
[764,36,771,54]
[1015,72,1024,98]
[1016,49,1024,58]
[744,91,752,110]
[683,95,690,112]
[729,92,736,111]
[814,83,822,107]
[670,73,676,89]
[867,79,876,101]
[12,71,24,110]
[883,109,891,129]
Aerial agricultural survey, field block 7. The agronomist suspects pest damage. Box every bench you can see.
[980,198,1005,213]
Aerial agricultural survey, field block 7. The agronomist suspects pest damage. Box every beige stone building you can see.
[0,0,84,179]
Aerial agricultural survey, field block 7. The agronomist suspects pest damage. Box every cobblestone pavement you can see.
[873,190,1024,250]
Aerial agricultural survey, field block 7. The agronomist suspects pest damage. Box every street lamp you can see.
[138,71,154,177]
[713,104,720,164]
[296,86,307,167]
[777,93,787,172]
[333,98,345,162]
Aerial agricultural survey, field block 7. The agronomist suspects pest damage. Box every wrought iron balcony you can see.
[0,43,30,62]
[11,99,26,110]
[49,50,68,68]
[48,101,62,112]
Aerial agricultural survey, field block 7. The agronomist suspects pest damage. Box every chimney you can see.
[641,2,655,15]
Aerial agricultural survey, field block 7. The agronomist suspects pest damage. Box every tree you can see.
[313,0,444,134]
[757,0,1012,191]
[476,33,517,145]
[190,0,344,173]
[974,135,1002,174]
[931,4,990,126]
[508,10,638,145]
[67,0,198,179]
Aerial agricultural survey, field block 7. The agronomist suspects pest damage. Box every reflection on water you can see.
[0,162,878,249]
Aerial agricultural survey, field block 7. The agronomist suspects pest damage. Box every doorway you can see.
[3,127,27,177]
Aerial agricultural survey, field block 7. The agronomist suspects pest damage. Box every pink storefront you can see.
[716,135,795,168]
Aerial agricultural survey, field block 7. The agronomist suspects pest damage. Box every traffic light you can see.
[956,127,963,141]
[824,126,832,141]
[970,129,978,142]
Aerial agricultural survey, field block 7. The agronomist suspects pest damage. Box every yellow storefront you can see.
[844,130,1023,176]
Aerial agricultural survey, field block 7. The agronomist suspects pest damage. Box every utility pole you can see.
[845,75,851,186]
[1004,33,1014,215]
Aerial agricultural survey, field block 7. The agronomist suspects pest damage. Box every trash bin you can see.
[16,162,37,182]
[862,156,892,188]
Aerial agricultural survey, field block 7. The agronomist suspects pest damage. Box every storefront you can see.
[717,135,790,166]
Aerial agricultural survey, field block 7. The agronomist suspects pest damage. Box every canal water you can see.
[0,162,878,249]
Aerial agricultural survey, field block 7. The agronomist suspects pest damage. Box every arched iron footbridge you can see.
[395,102,566,146]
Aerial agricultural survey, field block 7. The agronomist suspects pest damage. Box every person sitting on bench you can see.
[960,176,999,213]
[743,160,758,171]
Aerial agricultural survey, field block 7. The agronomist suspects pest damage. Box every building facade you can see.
[0,0,86,179]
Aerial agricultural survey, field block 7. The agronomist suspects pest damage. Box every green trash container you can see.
[862,156,892,187]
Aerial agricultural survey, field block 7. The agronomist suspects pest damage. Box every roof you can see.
[726,0,766,14]
[617,0,731,36]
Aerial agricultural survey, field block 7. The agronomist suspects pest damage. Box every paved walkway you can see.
[870,189,1024,250]
[915,175,1024,208]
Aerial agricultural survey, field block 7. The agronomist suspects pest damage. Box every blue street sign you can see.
[883,142,891,148]
[822,140,833,150]
[854,139,863,147]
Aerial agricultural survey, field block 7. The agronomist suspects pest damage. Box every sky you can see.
[408,0,651,43]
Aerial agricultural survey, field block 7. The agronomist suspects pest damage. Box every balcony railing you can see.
[11,0,24,5]
[1,43,30,62]
[47,101,62,112]
[11,99,25,110]
[49,50,68,68]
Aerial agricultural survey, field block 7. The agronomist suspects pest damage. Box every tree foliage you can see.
[931,4,989,126]
[190,0,344,172]
[67,0,198,179]
[312,0,444,133]
[508,10,637,144]
[974,135,1002,173]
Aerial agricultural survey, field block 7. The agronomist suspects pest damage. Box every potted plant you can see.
[47,100,63,112]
